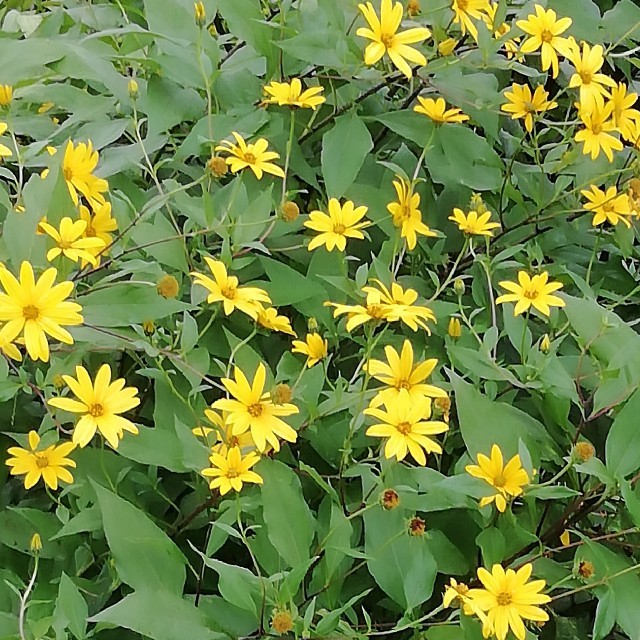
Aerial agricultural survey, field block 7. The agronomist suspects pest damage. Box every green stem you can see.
[195,26,214,151]
[585,226,603,287]
[18,555,39,640]
[281,109,296,205]
[520,310,530,363]
[429,238,468,302]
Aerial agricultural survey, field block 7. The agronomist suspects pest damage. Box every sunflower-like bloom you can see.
[5,431,75,490]
[467,563,550,640]
[365,339,447,407]
[356,0,432,79]
[263,79,325,110]
[496,270,564,317]
[608,83,640,142]
[39,217,105,266]
[414,96,469,124]
[500,84,557,132]
[0,261,83,362]
[482,4,520,57]
[215,132,285,179]
[195,407,257,455]
[292,332,328,367]
[48,364,140,449]
[364,391,448,465]
[0,122,12,157]
[201,447,263,495]
[0,85,13,106]
[581,185,633,228]
[304,198,370,252]
[575,96,622,162]
[191,257,271,320]
[465,444,530,512]
[516,5,572,79]
[79,202,118,265]
[256,305,296,336]
[449,208,501,236]
[566,41,616,112]
[62,141,109,208]
[451,0,492,40]
[213,363,299,452]
[387,177,436,250]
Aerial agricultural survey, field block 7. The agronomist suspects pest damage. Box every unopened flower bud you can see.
[53,374,65,389]
[453,278,465,297]
[407,0,421,16]
[128,78,139,100]
[540,334,551,353]
[380,488,400,510]
[271,609,294,635]
[434,396,451,423]
[408,516,426,536]
[0,85,13,107]
[271,383,293,405]
[438,38,458,56]
[307,317,319,332]
[157,274,180,299]
[142,320,155,335]
[576,559,595,580]
[30,533,42,553]
[448,317,461,340]
[207,155,228,177]
[194,1,206,27]
[573,441,595,463]
[280,200,300,222]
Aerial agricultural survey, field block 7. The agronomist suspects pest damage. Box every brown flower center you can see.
[579,71,592,85]
[221,285,236,299]
[63,166,73,180]
[591,122,602,135]
[540,29,553,43]
[35,453,50,469]
[59,240,72,250]
[397,421,412,434]
[85,226,96,237]
[226,469,239,478]
[602,202,614,213]
[380,33,395,49]
[497,592,512,606]
[367,304,385,319]
[396,379,411,390]
[248,402,263,417]
[333,223,346,234]
[23,305,39,320]
[523,287,539,300]
[243,152,257,164]
[89,403,105,417]
[457,0,468,10]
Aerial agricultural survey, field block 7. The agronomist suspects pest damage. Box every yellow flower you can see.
[414,96,469,124]
[482,4,520,57]
[79,202,118,265]
[325,291,390,333]
[157,274,180,299]
[387,177,436,249]
[407,0,421,17]
[0,261,83,362]
[292,332,328,367]
[467,563,550,640]
[128,78,139,100]
[263,79,325,110]
[575,96,622,162]
[39,217,105,266]
[566,41,616,112]
[213,363,299,452]
[194,1,206,26]
[0,331,21,361]
[449,208,500,236]
[30,533,42,553]
[0,122,12,157]
[608,82,640,141]
[443,578,480,617]
[62,140,109,208]
[500,84,557,132]
[581,185,632,228]
[191,257,271,320]
[271,609,294,635]
[48,364,140,449]
[448,317,462,339]
[304,198,370,252]
[0,85,13,106]
[465,444,529,512]
[496,270,564,317]
[516,5,573,79]
[364,339,447,408]
[5,431,75,490]
[256,305,296,336]
[356,0,432,79]
[364,391,448,465]
[197,408,257,455]
[450,0,491,40]
[438,38,458,56]
[201,447,262,494]
[215,132,285,179]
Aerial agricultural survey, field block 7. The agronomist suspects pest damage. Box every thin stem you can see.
[19,556,39,640]
[281,109,296,205]
[429,238,468,301]
[520,310,530,363]
[585,226,603,287]
[195,25,214,149]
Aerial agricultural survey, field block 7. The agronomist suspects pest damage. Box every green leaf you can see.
[55,574,88,640]
[605,388,640,480]
[131,213,189,273]
[371,111,434,147]
[601,0,640,42]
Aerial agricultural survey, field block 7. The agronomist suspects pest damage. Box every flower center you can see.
[524,101,536,113]
[399,204,411,220]
[226,468,240,478]
[59,240,72,250]
[333,223,346,234]
[35,453,50,469]
[85,226,96,237]
[496,592,512,606]
[23,305,39,320]
[248,402,263,417]
[493,473,507,488]
[602,202,614,213]
[396,379,411,390]
[380,33,395,49]
[591,122,602,135]
[243,152,257,164]
[523,287,539,300]
[579,71,592,85]
[89,403,105,417]
[221,285,236,299]
[457,0,468,10]
[397,421,412,434]
[540,29,553,43]
[367,304,385,319]
[63,166,73,180]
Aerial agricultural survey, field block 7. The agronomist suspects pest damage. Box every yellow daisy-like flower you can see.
[191,257,271,320]
[451,0,492,40]
[62,140,109,208]
[500,84,557,132]
[356,0,432,79]
[364,391,448,465]
[79,202,118,265]
[575,96,622,162]
[201,447,263,495]
[0,122,13,157]
[449,208,500,236]
[256,305,296,336]
[496,270,564,317]
[48,364,140,449]
[0,261,83,362]
[325,289,390,333]
[5,431,76,490]
[387,177,436,250]
[39,217,106,266]
[195,408,257,455]
[291,332,328,367]
[608,82,640,142]
[516,5,573,79]
[213,363,299,452]
[581,185,633,228]
[566,41,616,112]
[364,339,447,408]
[482,4,520,57]
[215,132,285,180]
[263,79,326,110]
[0,84,13,106]
[414,96,469,124]
[465,444,529,512]
[304,198,370,252]
[467,563,550,640]
[443,578,473,612]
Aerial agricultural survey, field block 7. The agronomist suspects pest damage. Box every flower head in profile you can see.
[451,0,492,40]
[566,41,616,112]
[356,0,432,79]
[201,447,262,495]
[365,339,447,407]
[62,141,109,208]
[465,444,529,512]
[0,261,83,362]
[364,391,448,465]
[191,257,271,320]
[263,79,325,110]
[575,96,622,162]
[582,185,632,228]
[79,202,118,264]
[213,363,299,452]
[387,177,436,250]
[196,407,256,455]
[443,578,472,611]
[256,305,296,336]
[608,83,640,141]
[501,84,557,132]
[414,96,469,124]
[0,85,13,107]
[48,364,140,449]
[304,198,370,252]
[0,122,13,158]
[215,132,285,179]
[449,208,500,236]
[496,271,564,317]
[292,332,328,367]
[467,563,550,640]
[40,217,105,266]
[5,431,75,490]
